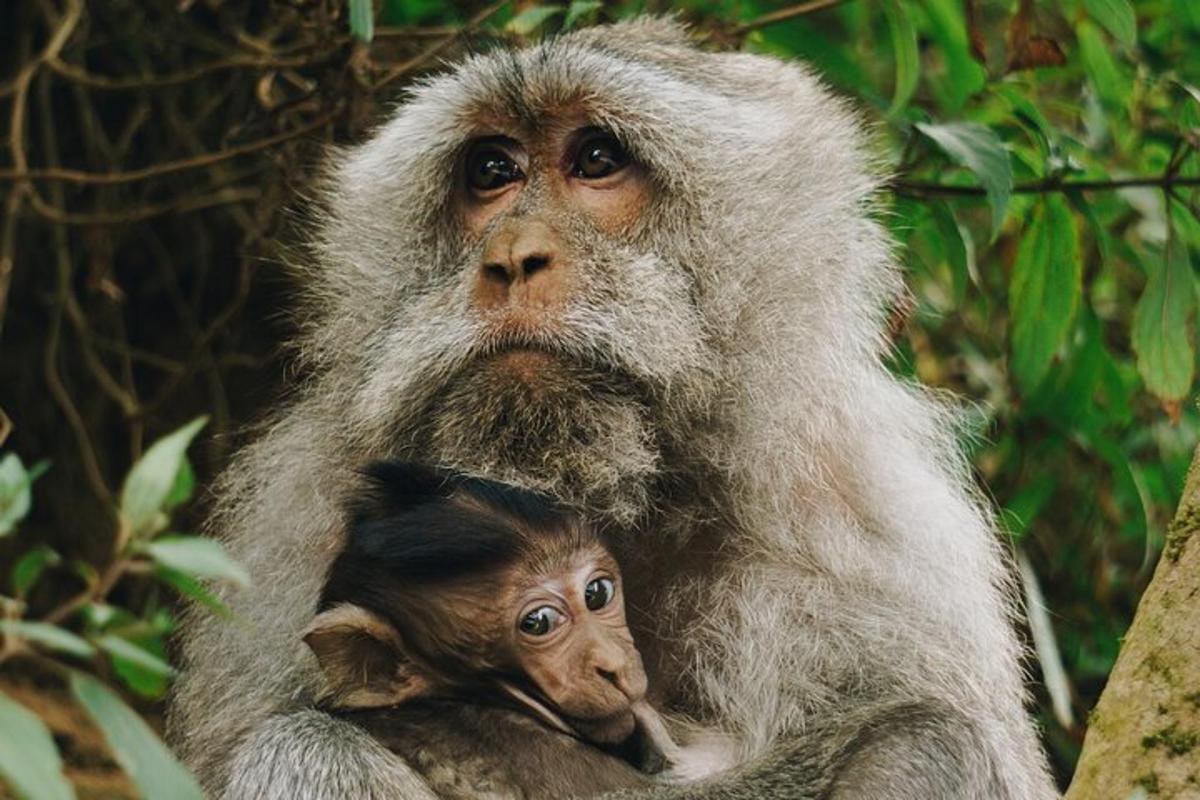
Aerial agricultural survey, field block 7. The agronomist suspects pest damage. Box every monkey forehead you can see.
[331,18,871,211]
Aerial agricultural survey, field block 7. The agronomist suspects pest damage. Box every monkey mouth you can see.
[564,707,638,745]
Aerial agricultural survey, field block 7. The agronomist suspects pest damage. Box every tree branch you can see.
[891,174,1200,197]
[734,0,847,35]
[1066,444,1200,798]
[0,110,337,184]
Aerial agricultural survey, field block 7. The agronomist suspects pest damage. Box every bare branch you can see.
[734,0,847,35]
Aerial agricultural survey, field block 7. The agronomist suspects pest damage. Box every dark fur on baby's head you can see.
[320,461,588,608]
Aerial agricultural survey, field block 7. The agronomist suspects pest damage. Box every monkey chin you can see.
[416,347,660,522]
[484,348,560,384]
[571,707,637,746]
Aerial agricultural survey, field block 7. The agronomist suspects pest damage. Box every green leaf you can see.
[1009,196,1082,392]
[929,200,971,304]
[920,0,986,112]
[0,455,48,537]
[10,545,61,598]
[98,635,173,699]
[349,0,374,42]
[1083,0,1137,49]
[563,0,601,30]
[69,672,204,800]
[95,635,176,679]
[1077,20,1130,115]
[915,122,1013,239]
[0,621,96,659]
[883,0,919,117]
[505,5,564,35]
[0,691,75,800]
[119,417,207,539]
[155,567,232,618]
[143,535,250,587]
[163,459,195,512]
[1132,231,1197,402]
[1001,478,1059,540]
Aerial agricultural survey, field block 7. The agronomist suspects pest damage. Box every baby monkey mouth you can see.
[565,706,638,745]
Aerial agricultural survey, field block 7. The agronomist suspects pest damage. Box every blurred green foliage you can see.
[0,420,242,798]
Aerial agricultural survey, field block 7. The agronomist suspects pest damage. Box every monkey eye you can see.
[584,577,615,611]
[519,606,563,637]
[465,143,524,193]
[572,132,629,180]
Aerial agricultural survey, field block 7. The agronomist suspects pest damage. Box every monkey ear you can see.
[302,604,432,709]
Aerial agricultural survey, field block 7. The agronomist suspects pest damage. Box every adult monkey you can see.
[169,17,1057,800]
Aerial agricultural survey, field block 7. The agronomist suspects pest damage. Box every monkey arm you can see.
[223,710,439,800]
[603,699,1013,800]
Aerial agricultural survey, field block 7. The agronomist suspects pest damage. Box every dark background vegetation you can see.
[1,0,1197,795]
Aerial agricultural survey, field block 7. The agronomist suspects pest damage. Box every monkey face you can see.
[503,545,649,745]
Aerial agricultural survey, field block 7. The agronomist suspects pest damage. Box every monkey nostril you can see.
[597,668,620,687]
[521,254,551,277]
[484,263,510,284]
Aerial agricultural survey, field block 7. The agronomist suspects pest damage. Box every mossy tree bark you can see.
[1065,444,1200,799]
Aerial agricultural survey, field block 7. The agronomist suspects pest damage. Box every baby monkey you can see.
[304,462,686,799]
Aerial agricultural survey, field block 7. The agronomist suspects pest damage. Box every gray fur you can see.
[168,18,1057,799]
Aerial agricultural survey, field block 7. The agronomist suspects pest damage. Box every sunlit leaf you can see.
[1009,196,1081,392]
[69,672,204,800]
[922,0,986,111]
[1077,20,1130,115]
[0,455,48,538]
[915,122,1013,238]
[10,545,61,599]
[349,0,374,42]
[1016,551,1074,729]
[0,621,96,659]
[1132,230,1197,402]
[156,567,233,618]
[563,0,601,30]
[0,691,75,800]
[163,458,195,512]
[120,417,207,539]
[1084,0,1137,49]
[506,5,564,35]
[883,0,919,117]
[143,535,250,587]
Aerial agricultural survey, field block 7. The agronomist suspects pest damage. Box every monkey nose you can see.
[473,220,567,310]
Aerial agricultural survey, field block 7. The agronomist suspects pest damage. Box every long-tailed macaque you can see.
[168,17,1057,800]
[304,461,702,798]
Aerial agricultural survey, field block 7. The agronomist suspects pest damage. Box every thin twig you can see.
[23,186,262,226]
[734,0,847,34]
[1,0,83,339]
[373,0,510,91]
[0,110,338,184]
[891,174,1200,198]
[46,53,314,90]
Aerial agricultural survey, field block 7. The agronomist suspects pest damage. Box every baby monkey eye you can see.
[572,132,629,180]
[584,577,615,611]
[466,144,523,192]
[519,606,562,636]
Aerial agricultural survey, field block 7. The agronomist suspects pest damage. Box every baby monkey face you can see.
[501,544,649,745]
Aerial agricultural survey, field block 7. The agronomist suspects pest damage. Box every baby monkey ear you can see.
[302,603,432,709]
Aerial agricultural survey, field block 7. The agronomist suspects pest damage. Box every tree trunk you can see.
[1065,443,1200,799]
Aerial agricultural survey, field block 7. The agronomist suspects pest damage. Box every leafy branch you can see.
[0,419,246,799]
